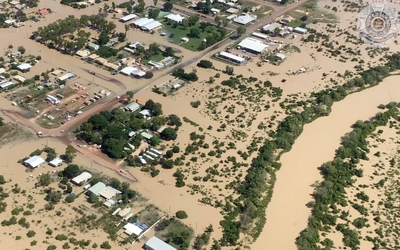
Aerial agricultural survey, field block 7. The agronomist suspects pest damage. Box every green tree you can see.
[237,26,246,35]
[126,91,134,101]
[27,230,36,238]
[176,210,188,219]
[161,128,177,141]
[89,193,99,204]
[103,138,126,159]
[0,175,5,184]
[100,241,111,249]
[62,164,80,179]
[163,2,173,11]
[18,46,26,54]
[197,60,213,68]
[148,8,160,19]
[164,47,175,57]
[65,194,76,203]
[189,28,201,38]
[225,65,234,75]
[66,183,73,193]
[188,15,199,26]
[64,145,77,163]
[143,99,163,116]
[38,174,51,186]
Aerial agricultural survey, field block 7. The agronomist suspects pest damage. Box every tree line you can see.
[218,53,400,246]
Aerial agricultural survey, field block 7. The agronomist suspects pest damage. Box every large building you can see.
[233,14,257,25]
[24,156,45,168]
[237,38,269,54]
[217,51,245,65]
[144,236,177,250]
[120,14,137,23]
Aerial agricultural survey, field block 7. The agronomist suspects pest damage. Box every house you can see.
[262,23,282,33]
[124,102,140,112]
[17,63,32,72]
[233,14,257,25]
[129,131,137,137]
[211,8,220,14]
[165,13,185,23]
[120,13,137,23]
[99,186,122,200]
[103,199,116,208]
[139,109,151,119]
[128,42,142,49]
[123,223,143,236]
[8,50,20,58]
[275,53,286,60]
[37,8,48,15]
[226,7,238,14]
[144,236,177,250]
[88,54,99,60]
[9,0,19,6]
[49,157,63,167]
[120,66,136,76]
[56,73,75,83]
[13,75,25,83]
[87,43,100,51]
[141,132,153,140]
[118,207,131,218]
[51,69,62,76]
[237,38,269,54]
[76,49,90,58]
[0,81,13,89]
[87,182,106,196]
[24,156,45,168]
[294,27,308,34]
[71,172,92,185]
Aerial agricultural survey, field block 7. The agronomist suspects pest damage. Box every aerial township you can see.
[0,0,400,249]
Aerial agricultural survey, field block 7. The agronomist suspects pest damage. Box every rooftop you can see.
[237,38,269,53]
[145,236,177,250]
[24,156,45,168]
[87,182,106,196]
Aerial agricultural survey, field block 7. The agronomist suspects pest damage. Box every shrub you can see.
[197,60,213,68]
[27,230,36,238]
[56,234,68,241]
[47,245,57,250]
[176,210,188,219]
[100,241,111,249]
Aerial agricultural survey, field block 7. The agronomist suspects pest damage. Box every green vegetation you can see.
[175,210,188,219]
[31,15,116,54]
[297,106,400,250]
[155,218,194,250]
[75,99,177,159]
[162,20,230,51]
[197,60,213,69]
[219,52,400,246]
[172,68,198,82]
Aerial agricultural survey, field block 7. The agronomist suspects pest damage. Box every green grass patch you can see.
[141,54,165,65]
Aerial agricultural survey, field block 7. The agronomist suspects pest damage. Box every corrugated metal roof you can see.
[145,236,177,250]
[237,38,268,53]
[87,182,106,196]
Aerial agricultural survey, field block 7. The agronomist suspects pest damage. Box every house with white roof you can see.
[71,172,92,185]
[49,157,63,167]
[123,223,143,236]
[124,102,140,112]
[24,156,45,168]
[165,13,185,23]
[233,14,257,25]
[17,63,32,72]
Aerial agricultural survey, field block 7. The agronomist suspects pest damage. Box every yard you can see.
[160,21,231,51]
